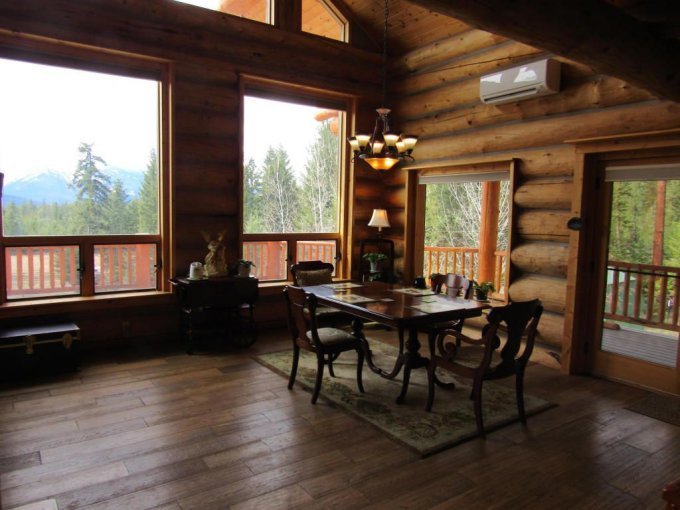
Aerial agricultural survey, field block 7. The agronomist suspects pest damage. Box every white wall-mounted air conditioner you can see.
[480,58,561,105]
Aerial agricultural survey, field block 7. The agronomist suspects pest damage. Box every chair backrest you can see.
[283,285,320,349]
[486,299,543,373]
[430,273,447,293]
[445,274,472,299]
[290,261,334,286]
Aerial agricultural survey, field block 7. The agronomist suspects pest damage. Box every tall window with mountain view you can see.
[242,93,344,281]
[0,56,161,299]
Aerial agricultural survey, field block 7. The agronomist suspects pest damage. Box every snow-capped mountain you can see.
[2,168,144,204]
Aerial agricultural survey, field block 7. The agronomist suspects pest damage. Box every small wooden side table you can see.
[359,238,395,282]
[170,276,258,353]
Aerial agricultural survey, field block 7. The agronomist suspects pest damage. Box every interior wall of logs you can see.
[0,0,384,341]
[386,25,680,347]
[2,2,680,349]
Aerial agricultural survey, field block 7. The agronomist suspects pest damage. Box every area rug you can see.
[256,341,555,456]
[626,393,680,427]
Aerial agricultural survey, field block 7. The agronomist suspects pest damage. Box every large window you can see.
[174,0,271,23]
[419,172,511,298]
[0,52,168,301]
[241,82,348,281]
[301,0,348,42]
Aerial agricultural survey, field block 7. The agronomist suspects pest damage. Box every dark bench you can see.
[0,322,80,378]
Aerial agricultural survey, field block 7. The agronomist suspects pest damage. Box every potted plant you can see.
[235,259,255,277]
[363,252,388,273]
[473,281,495,301]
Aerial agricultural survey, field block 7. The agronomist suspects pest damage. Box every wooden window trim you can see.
[0,34,173,306]
[563,128,680,375]
[238,74,355,282]
[404,158,518,300]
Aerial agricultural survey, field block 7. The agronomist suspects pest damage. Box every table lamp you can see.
[368,209,390,237]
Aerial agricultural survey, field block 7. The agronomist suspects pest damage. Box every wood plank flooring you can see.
[0,329,678,509]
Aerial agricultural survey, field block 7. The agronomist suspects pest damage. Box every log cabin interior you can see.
[0,0,678,508]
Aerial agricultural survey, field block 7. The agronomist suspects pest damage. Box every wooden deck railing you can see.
[4,244,156,299]
[605,260,680,332]
[424,246,508,296]
[243,240,337,281]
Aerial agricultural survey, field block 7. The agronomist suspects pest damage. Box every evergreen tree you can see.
[609,181,655,263]
[260,146,298,232]
[2,201,21,235]
[71,142,111,234]
[299,121,338,232]
[243,157,264,233]
[106,179,136,234]
[137,149,158,234]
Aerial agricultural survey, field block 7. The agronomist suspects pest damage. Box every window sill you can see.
[0,291,176,319]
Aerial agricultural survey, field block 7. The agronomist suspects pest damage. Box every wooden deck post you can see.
[478,181,500,283]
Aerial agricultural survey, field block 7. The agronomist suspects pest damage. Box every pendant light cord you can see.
[381,0,389,108]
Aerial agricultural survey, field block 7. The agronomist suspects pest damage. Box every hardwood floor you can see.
[0,329,677,510]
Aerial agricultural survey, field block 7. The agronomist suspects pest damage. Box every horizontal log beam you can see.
[405,0,680,102]
[511,241,569,277]
[514,181,573,210]
[509,274,567,314]
[412,101,680,161]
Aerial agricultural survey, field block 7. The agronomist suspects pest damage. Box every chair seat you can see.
[308,327,359,348]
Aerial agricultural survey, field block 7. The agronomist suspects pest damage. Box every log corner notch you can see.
[404,0,680,103]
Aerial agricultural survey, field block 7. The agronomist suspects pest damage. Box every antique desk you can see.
[170,276,258,353]
[304,281,490,403]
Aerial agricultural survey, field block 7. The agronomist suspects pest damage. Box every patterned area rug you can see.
[626,393,680,426]
[256,341,555,456]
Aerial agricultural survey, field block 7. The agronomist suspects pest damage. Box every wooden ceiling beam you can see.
[404,0,680,102]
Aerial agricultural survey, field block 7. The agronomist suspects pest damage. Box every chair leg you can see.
[311,354,325,404]
[356,347,365,393]
[516,368,527,423]
[472,378,486,438]
[327,354,336,377]
[288,345,300,390]
[425,359,436,412]
[436,332,445,357]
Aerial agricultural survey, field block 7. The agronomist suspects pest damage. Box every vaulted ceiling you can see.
[340,0,680,101]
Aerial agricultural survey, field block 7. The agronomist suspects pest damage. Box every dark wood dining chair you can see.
[290,260,353,329]
[290,260,334,286]
[283,285,365,404]
[420,273,474,358]
[425,299,543,437]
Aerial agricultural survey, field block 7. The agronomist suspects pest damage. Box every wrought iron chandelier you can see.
[347,0,417,171]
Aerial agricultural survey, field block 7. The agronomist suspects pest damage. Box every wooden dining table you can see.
[303,281,491,404]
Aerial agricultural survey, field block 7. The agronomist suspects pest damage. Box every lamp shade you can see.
[368,209,390,230]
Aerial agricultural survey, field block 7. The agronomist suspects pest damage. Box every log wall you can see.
[388,28,680,347]
[0,0,383,344]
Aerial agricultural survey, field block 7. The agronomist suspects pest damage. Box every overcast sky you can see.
[0,58,158,183]
[0,57,335,184]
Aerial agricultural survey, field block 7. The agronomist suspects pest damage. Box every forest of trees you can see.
[608,180,680,266]
[424,181,510,250]
[3,143,158,236]
[243,120,339,233]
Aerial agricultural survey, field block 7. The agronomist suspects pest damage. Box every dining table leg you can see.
[396,326,429,404]
[353,319,408,380]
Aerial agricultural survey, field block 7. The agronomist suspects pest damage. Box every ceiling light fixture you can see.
[348,0,417,171]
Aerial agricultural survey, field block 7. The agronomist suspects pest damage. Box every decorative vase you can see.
[369,261,380,272]
[237,264,251,277]
[474,289,488,301]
